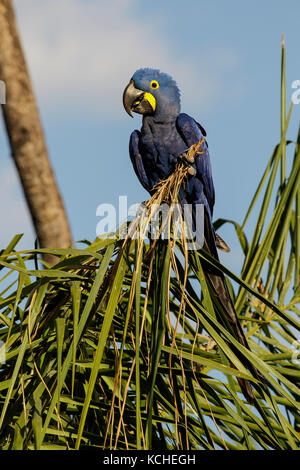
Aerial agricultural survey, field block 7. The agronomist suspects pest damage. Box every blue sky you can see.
[0,0,299,273]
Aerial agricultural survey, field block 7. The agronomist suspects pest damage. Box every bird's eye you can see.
[150,80,159,90]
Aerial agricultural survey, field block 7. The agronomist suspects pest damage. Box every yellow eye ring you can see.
[150,80,159,90]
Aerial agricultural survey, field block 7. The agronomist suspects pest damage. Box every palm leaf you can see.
[0,41,299,451]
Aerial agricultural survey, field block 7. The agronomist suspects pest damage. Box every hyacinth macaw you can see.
[123,68,260,402]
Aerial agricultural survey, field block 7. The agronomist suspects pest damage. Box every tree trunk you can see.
[0,0,72,264]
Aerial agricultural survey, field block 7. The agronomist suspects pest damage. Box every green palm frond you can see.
[0,41,299,450]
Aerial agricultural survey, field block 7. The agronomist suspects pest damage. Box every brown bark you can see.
[0,0,72,264]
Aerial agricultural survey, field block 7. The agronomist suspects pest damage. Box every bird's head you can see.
[123,68,181,122]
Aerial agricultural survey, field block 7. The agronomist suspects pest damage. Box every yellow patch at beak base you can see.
[143,92,156,112]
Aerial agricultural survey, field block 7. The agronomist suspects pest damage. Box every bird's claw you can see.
[178,149,195,176]
[178,150,195,165]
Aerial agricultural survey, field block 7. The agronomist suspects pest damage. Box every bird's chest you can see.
[140,121,186,181]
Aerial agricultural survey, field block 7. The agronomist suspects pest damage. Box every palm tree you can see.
[0,39,299,450]
[0,0,72,265]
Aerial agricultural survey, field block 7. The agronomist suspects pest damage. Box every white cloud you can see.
[13,0,241,115]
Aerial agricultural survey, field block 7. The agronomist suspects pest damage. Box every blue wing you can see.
[176,115,261,400]
[176,113,215,218]
[129,130,151,192]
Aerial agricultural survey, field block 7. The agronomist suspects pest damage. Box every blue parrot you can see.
[123,68,261,402]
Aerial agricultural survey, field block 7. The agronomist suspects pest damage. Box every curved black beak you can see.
[123,79,154,117]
